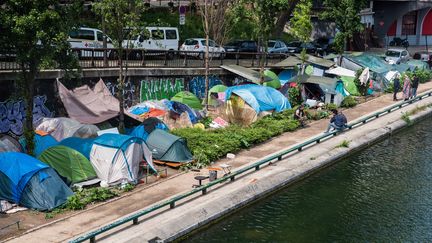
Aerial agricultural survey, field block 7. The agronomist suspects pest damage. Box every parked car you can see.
[267,40,289,54]
[385,48,410,64]
[286,41,317,54]
[180,38,225,59]
[313,37,335,56]
[413,51,432,67]
[224,40,259,56]
[68,27,114,58]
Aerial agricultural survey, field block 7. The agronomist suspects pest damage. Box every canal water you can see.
[184,116,432,242]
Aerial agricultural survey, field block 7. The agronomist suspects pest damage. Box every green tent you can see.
[340,76,360,96]
[38,145,97,184]
[263,70,281,89]
[146,129,193,163]
[205,84,227,106]
[171,91,203,110]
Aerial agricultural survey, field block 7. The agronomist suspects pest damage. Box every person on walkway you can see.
[294,104,307,127]
[411,74,419,98]
[325,109,347,133]
[393,74,400,101]
[402,76,411,101]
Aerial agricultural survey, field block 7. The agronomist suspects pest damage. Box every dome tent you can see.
[0,152,73,211]
[0,134,22,152]
[58,137,95,160]
[90,134,155,185]
[20,134,58,157]
[263,70,281,89]
[38,145,97,184]
[127,117,169,141]
[146,129,193,163]
[170,91,203,110]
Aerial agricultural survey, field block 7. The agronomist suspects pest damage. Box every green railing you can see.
[70,90,432,243]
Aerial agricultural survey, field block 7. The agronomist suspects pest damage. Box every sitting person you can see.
[294,104,307,127]
[325,109,347,133]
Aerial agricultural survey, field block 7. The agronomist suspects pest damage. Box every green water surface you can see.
[184,117,432,242]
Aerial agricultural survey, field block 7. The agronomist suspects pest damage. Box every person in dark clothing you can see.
[325,109,347,133]
[294,104,306,127]
[393,75,400,101]
[411,74,419,98]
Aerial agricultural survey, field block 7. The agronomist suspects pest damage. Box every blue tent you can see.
[278,70,296,85]
[225,84,291,113]
[59,137,95,160]
[0,152,73,211]
[20,134,58,157]
[170,101,199,124]
[128,124,168,141]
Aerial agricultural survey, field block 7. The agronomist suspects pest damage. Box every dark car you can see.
[286,41,317,54]
[224,40,258,57]
[313,38,335,56]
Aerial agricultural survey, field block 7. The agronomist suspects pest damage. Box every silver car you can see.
[267,40,288,54]
[385,48,410,64]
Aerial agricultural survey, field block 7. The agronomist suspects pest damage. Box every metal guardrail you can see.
[70,90,432,243]
[0,48,289,70]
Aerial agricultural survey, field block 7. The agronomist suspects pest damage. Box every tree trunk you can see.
[22,61,36,156]
[118,48,125,133]
[203,0,210,110]
[272,0,301,38]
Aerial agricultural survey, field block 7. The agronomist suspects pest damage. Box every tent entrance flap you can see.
[220,65,271,84]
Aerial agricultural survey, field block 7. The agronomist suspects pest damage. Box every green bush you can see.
[340,96,357,108]
[306,109,330,120]
[288,86,301,107]
[405,69,432,84]
[324,103,337,111]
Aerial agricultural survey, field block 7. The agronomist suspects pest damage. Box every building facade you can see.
[373,0,432,46]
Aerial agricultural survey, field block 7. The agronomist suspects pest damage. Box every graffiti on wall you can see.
[140,79,184,102]
[0,96,53,136]
[188,76,222,99]
[105,80,137,108]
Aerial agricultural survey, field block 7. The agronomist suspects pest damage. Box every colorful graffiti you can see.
[188,76,223,99]
[140,79,184,102]
[0,96,53,136]
[105,80,137,108]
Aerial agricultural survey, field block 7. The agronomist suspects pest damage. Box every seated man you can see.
[294,104,307,127]
[325,109,347,133]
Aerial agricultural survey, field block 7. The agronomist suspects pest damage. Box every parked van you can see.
[68,27,114,58]
[123,27,179,58]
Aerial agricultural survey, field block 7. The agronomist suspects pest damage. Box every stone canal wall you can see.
[87,94,432,243]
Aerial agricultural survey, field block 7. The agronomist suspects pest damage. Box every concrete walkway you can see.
[5,82,432,243]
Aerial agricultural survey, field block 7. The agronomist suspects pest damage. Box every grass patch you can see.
[336,140,350,148]
[401,112,411,124]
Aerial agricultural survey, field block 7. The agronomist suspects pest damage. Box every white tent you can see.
[89,134,155,185]
[325,66,356,78]
[36,117,100,141]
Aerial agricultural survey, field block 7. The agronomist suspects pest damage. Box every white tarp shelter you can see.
[325,66,356,78]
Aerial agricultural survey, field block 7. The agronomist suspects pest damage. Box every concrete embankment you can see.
[96,96,432,243]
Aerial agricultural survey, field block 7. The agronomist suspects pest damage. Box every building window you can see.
[401,11,417,35]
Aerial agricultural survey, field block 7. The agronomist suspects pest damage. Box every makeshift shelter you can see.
[220,65,272,84]
[340,76,360,96]
[127,117,169,141]
[36,117,99,141]
[206,84,227,107]
[325,66,356,78]
[225,84,291,125]
[0,135,22,152]
[271,56,302,68]
[0,152,73,211]
[89,134,155,185]
[297,75,345,105]
[57,79,120,124]
[263,70,281,89]
[170,101,199,124]
[38,145,97,184]
[171,91,202,110]
[278,70,296,85]
[59,137,95,160]
[295,53,335,69]
[146,129,193,163]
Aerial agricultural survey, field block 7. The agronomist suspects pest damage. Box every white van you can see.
[68,27,114,57]
[123,27,179,57]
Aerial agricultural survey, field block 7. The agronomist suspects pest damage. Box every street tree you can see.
[321,0,367,55]
[0,0,79,155]
[93,0,146,133]
[290,0,312,74]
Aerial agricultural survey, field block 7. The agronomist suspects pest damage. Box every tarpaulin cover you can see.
[20,134,58,157]
[0,152,73,211]
[0,135,22,153]
[36,117,99,141]
[57,79,120,124]
[225,84,291,113]
[59,137,95,160]
[278,69,296,85]
[127,122,168,141]
[170,101,199,124]
[340,76,360,96]
[146,129,193,163]
[335,80,350,97]
[38,145,97,184]
[263,70,281,89]
[325,66,356,78]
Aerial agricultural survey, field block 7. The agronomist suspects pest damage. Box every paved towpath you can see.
[5,81,432,243]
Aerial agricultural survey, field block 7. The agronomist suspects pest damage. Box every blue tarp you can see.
[0,152,48,203]
[335,80,349,96]
[93,134,144,150]
[225,84,291,113]
[59,137,95,160]
[278,70,296,85]
[170,101,199,124]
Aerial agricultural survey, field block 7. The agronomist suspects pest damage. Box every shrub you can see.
[406,69,432,83]
[288,86,301,107]
[324,103,337,111]
[340,96,357,108]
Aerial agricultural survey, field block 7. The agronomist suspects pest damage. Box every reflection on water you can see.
[184,117,432,242]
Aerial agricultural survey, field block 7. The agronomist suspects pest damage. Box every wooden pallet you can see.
[153,160,183,168]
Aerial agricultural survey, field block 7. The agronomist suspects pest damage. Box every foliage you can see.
[354,68,368,96]
[340,96,357,108]
[201,117,213,129]
[336,140,350,148]
[290,0,312,43]
[306,109,330,120]
[0,0,80,155]
[321,0,366,52]
[288,85,302,107]
[172,110,299,168]
[401,112,411,124]
[324,103,338,111]
[121,183,135,192]
[64,187,119,210]
[405,69,432,84]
